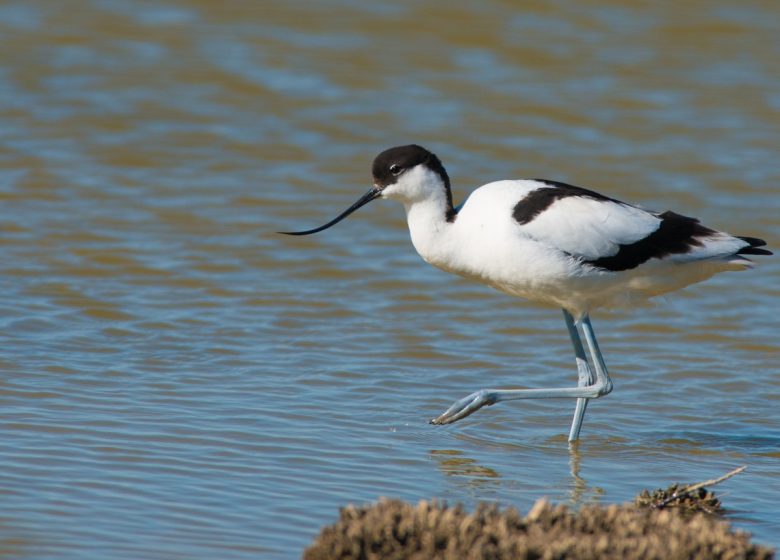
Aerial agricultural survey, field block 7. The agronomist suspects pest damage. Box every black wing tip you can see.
[737,236,773,256]
[738,247,773,256]
[738,235,767,247]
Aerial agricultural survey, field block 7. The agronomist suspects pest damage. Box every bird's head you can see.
[279,144,452,236]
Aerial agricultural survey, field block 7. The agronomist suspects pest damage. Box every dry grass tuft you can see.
[304,497,773,560]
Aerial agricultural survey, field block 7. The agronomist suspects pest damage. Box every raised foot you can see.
[430,389,497,425]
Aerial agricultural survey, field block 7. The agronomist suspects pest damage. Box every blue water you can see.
[0,1,778,558]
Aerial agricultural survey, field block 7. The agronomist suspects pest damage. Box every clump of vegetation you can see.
[635,465,744,515]
[305,467,773,560]
[635,483,723,514]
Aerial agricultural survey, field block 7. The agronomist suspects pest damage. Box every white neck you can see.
[380,164,458,270]
[403,194,456,270]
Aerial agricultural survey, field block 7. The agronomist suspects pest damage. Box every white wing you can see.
[517,189,661,261]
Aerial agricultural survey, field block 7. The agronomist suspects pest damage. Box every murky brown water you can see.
[1,1,778,558]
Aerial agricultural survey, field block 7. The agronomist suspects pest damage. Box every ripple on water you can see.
[0,0,778,558]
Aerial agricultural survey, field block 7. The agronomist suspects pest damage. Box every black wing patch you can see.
[585,211,715,271]
[512,180,617,225]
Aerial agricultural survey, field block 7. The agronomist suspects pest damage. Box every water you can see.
[1,1,778,558]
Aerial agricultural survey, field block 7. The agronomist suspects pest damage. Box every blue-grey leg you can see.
[580,315,610,388]
[580,314,612,398]
[431,311,613,439]
[564,310,594,443]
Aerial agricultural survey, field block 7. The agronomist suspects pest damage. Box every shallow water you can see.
[1,1,779,558]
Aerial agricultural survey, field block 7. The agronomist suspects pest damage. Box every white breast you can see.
[427,181,582,298]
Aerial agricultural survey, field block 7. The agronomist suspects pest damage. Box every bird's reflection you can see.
[427,441,605,506]
[567,441,605,505]
[429,449,501,490]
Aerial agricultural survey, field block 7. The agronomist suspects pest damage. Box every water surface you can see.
[1,1,778,558]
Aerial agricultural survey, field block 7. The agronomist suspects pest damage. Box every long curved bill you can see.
[279,187,382,236]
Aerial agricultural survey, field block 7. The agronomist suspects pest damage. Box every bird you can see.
[280,144,771,442]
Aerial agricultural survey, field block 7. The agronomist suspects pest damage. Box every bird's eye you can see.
[389,164,402,175]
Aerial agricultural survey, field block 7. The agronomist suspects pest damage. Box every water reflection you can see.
[428,440,609,509]
[567,442,606,506]
[430,449,501,489]
[1,0,778,558]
